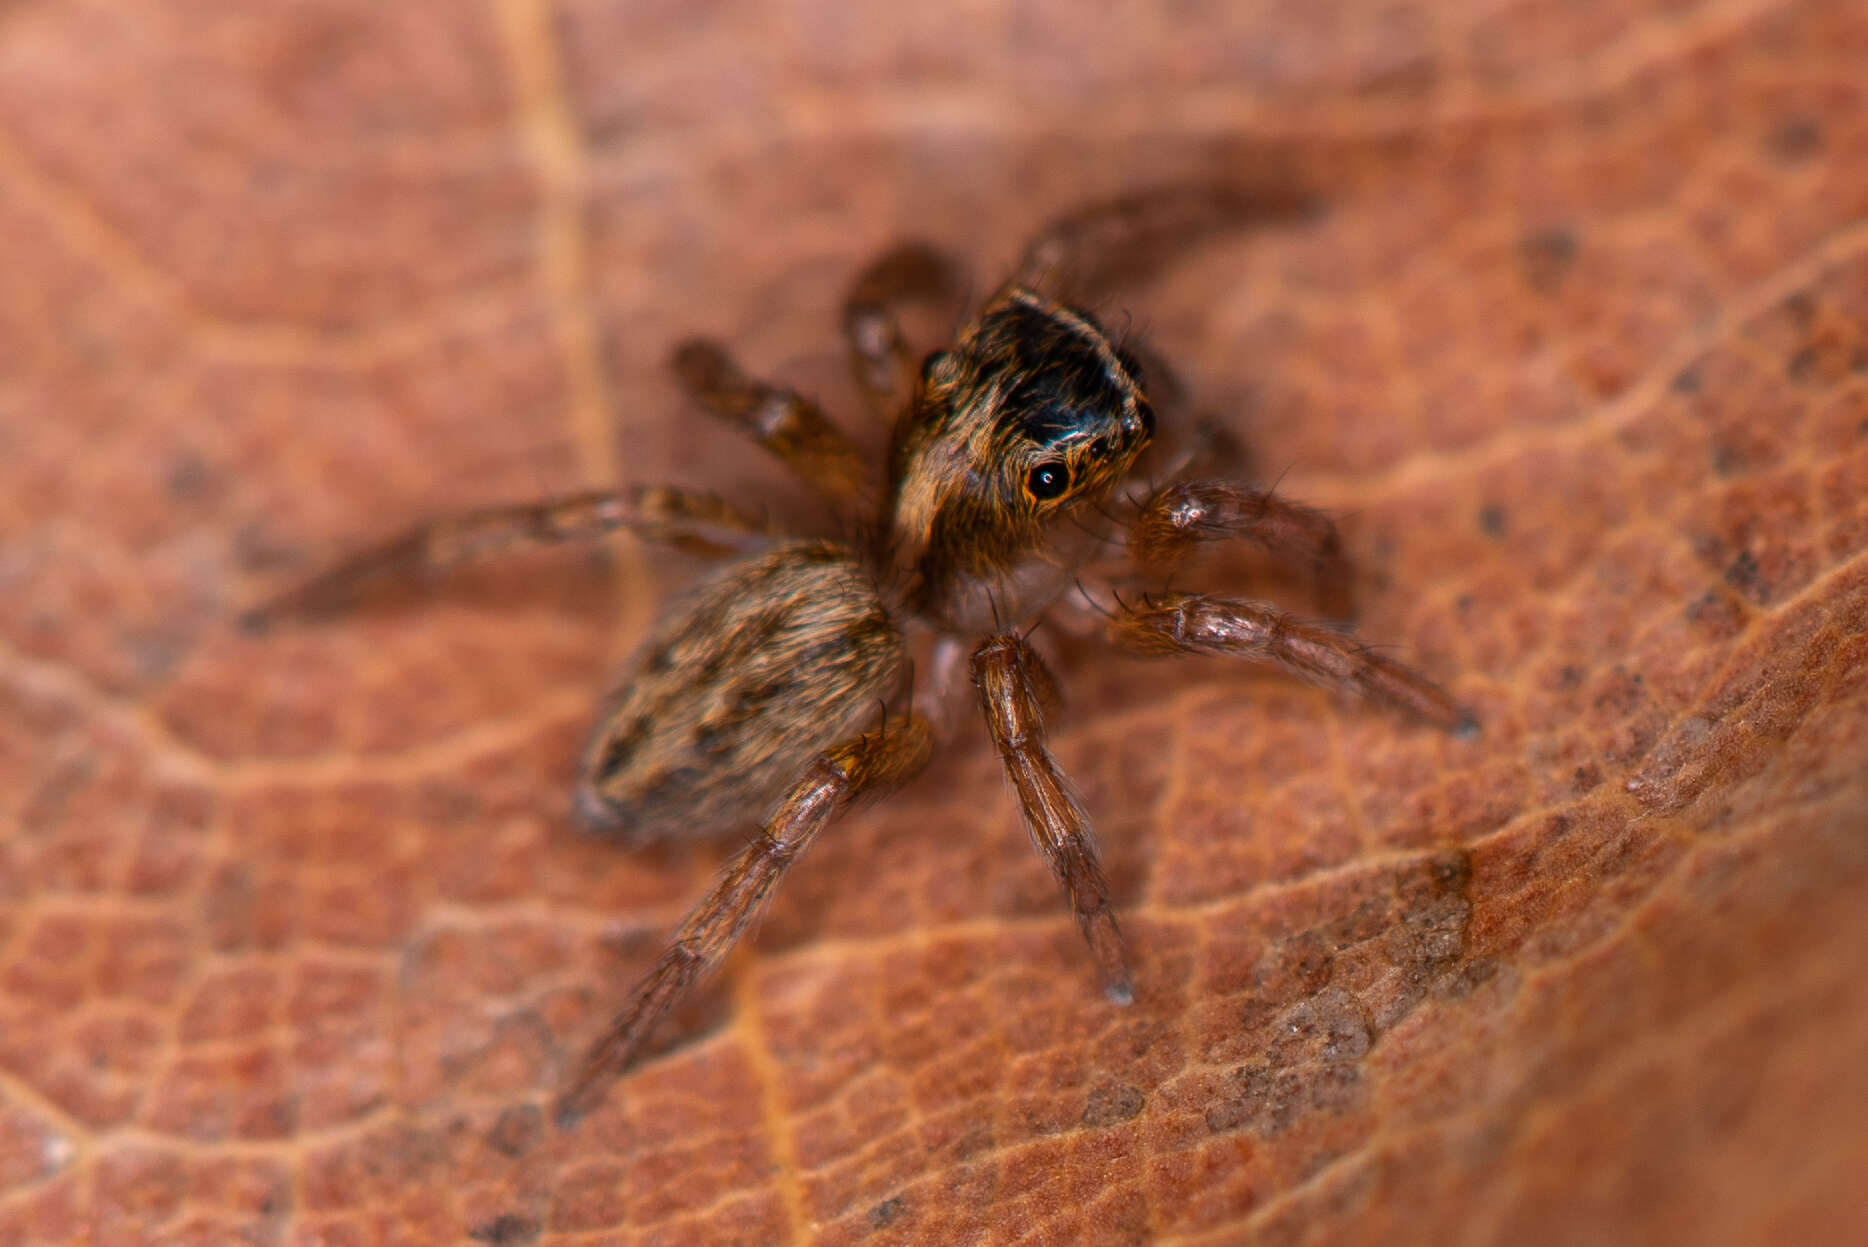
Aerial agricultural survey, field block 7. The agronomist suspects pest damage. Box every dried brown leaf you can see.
[2,2,1865,1245]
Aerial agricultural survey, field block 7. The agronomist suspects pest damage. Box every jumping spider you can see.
[251,187,1475,1125]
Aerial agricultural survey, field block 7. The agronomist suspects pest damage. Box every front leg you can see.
[555,712,934,1126]
[971,634,1133,1005]
[1129,479,1348,601]
[1109,593,1477,736]
[244,486,774,628]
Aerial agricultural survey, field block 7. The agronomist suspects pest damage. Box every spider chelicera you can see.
[250,186,1475,1125]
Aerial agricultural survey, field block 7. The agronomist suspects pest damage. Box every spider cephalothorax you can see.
[888,289,1155,619]
[251,186,1473,1125]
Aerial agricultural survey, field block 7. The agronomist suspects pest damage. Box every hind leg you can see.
[556,712,934,1124]
[1010,182,1316,306]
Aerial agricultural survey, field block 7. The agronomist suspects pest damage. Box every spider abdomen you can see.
[574,540,904,842]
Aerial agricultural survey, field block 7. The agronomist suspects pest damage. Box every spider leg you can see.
[244,486,773,628]
[1107,592,1477,736]
[1008,182,1316,306]
[842,240,966,421]
[555,711,934,1127]
[971,633,1133,1006]
[1128,479,1348,604]
[670,338,876,509]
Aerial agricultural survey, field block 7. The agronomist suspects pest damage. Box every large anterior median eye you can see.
[1025,460,1070,501]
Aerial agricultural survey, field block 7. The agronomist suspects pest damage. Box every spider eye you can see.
[1025,460,1071,502]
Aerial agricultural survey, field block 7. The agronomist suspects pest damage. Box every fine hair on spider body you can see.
[249,184,1476,1126]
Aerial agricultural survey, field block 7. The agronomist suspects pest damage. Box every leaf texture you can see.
[1,2,1865,1244]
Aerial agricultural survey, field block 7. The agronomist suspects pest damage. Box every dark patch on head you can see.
[1081,1082,1146,1128]
[869,1196,906,1229]
[1476,504,1508,539]
[970,297,1135,450]
[1520,226,1578,294]
[1766,116,1822,164]
[1002,368,1128,451]
[469,1213,541,1246]
[486,1105,543,1158]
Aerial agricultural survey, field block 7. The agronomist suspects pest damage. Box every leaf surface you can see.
[2,2,1865,1244]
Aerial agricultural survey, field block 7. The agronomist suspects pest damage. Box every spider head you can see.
[886,288,1154,601]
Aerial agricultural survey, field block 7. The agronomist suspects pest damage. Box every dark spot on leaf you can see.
[1206,1060,1364,1137]
[1477,504,1508,539]
[1766,116,1822,163]
[1779,290,1818,328]
[486,1105,543,1158]
[1723,549,1770,602]
[469,1213,540,1246]
[124,625,193,683]
[1082,1082,1146,1127]
[1267,988,1374,1066]
[870,1196,906,1229]
[1684,587,1747,639]
[1388,852,1473,974]
[165,452,217,502]
[1253,928,1334,1003]
[1438,957,1514,1002]
[1785,346,1819,383]
[1670,365,1702,394]
[1520,226,1578,294]
[1711,443,1747,477]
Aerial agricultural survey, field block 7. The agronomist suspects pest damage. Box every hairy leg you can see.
[1129,479,1348,597]
[244,486,773,628]
[1010,182,1316,307]
[1108,592,1477,736]
[555,712,934,1126]
[842,240,965,421]
[671,338,875,509]
[971,633,1133,1005]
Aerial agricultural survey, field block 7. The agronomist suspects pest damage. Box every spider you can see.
[249,186,1475,1126]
